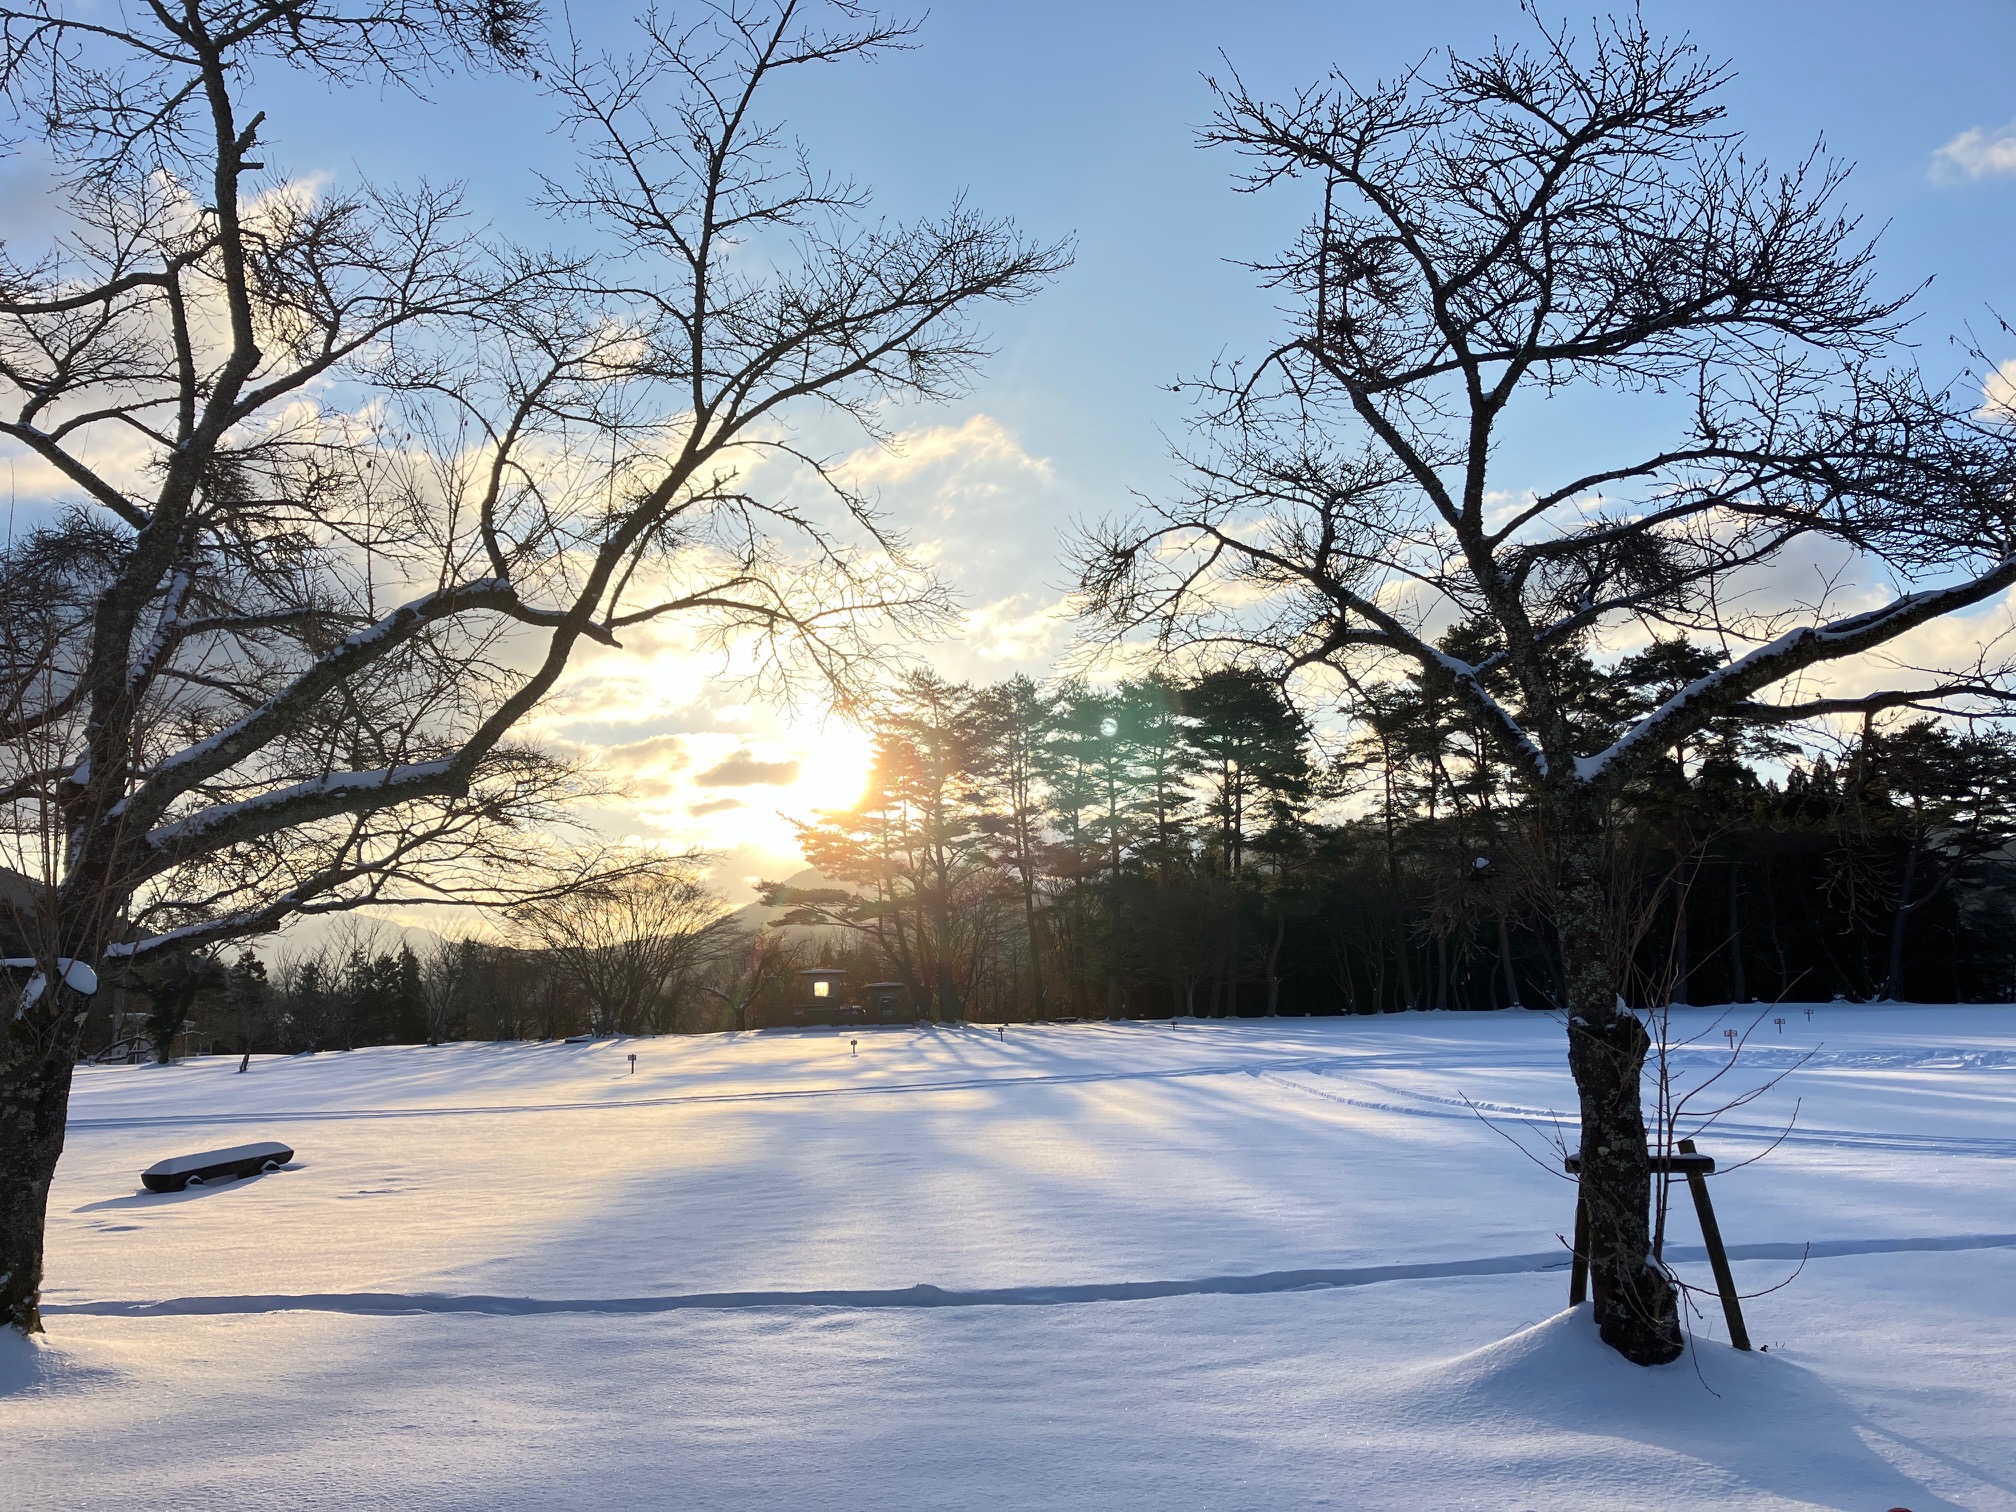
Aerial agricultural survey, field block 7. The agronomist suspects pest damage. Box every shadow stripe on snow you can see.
[45,1233,2016,1319]
[65,1055,1512,1132]
[1250,1072,2016,1158]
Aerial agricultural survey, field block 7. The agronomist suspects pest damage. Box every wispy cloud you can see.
[695,750,802,788]
[597,734,691,773]
[1932,121,2016,182]
[838,413,1052,490]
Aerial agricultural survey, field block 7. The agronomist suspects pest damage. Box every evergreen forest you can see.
[771,647,2016,1024]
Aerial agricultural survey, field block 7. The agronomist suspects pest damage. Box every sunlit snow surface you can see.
[9,1005,2016,1510]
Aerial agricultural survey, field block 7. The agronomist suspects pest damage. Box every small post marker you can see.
[628,1053,637,1074]
[1804,1006,1814,1022]
[850,1038,858,1057]
[997,1026,1005,1042]
[1774,1016,1786,1034]
[1724,1028,1738,1050]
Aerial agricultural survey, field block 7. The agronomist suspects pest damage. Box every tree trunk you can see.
[1726,860,1747,1003]
[1671,873,1692,1007]
[1555,798,1683,1365]
[1265,914,1286,1016]
[1497,913,1522,1007]
[1764,858,1791,999]
[1020,874,1046,1020]
[1226,912,1243,1017]
[1884,836,1921,1002]
[1,1002,84,1335]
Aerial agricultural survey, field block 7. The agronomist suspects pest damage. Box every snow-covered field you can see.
[8,1005,2015,1511]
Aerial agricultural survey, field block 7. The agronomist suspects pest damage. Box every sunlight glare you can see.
[791,721,874,813]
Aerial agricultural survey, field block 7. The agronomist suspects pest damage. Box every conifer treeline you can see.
[109,639,2016,1058]
[769,644,2016,1020]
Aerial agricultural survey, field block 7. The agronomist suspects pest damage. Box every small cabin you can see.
[749,968,854,1030]
[864,982,909,1023]
[800,969,846,1006]
[753,969,915,1030]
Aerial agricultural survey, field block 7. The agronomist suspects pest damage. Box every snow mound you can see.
[1389,1307,1964,1510]
[0,1331,117,1398]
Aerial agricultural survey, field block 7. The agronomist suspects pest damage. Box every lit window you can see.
[813,980,831,998]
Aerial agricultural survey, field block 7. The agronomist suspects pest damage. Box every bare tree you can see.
[0,0,1063,1336]
[700,924,805,1030]
[509,849,739,1035]
[1076,14,2016,1363]
[418,934,479,1046]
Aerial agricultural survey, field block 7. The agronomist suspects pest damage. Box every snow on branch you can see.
[141,758,462,865]
[130,578,515,822]
[1424,646,1551,781]
[1575,555,2016,785]
[6,957,100,1017]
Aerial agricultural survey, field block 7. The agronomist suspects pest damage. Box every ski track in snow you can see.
[44,1233,2016,1319]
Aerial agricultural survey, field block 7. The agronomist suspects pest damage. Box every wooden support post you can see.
[1568,1190,1590,1306]
[1677,1138,1751,1351]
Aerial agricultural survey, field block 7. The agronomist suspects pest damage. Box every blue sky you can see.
[269,0,2016,521]
[250,1,2016,886]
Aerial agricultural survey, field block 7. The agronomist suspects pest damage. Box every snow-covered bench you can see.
[141,1141,294,1193]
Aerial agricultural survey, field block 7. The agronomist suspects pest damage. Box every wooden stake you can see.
[1677,1138,1751,1350]
[1569,1191,1590,1306]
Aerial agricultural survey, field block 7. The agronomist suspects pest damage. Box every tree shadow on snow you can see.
[1395,1306,1984,1509]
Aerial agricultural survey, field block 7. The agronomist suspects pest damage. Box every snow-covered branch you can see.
[1577,557,2016,786]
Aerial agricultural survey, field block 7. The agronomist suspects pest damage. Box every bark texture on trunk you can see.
[1555,802,1684,1365]
[1,1007,82,1335]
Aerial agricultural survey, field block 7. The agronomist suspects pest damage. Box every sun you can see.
[781,720,874,814]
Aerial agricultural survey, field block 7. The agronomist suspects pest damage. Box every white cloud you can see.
[957,593,1075,665]
[1982,359,2016,421]
[1932,122,2016,182]
[838,414,1052,490]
